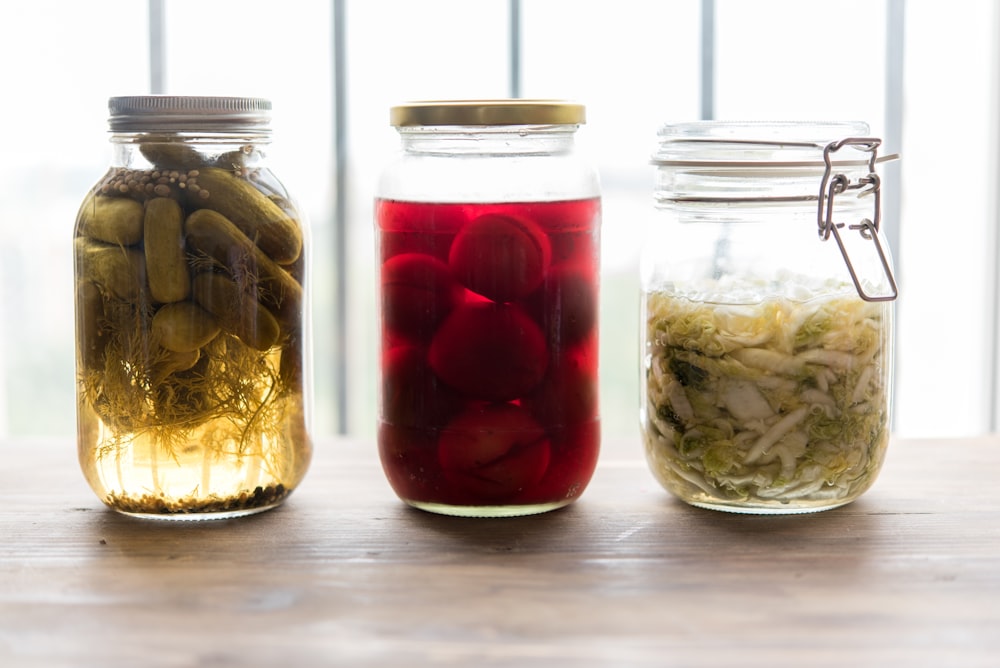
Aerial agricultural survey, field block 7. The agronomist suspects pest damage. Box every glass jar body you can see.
[74,130,312,519]
[375,125,602,517]
[641,123,895,514]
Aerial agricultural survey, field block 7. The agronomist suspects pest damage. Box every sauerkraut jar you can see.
[376,100,602,517]
[641,121,898,514]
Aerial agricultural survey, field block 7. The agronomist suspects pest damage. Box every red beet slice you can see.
[378,422,441,502]
[515,420,601,504]
[523,346,599,428]
[522,260,598,345]
[438,403,551,500]
[429,302,549,402]
[381,253,462,341]
[448,213,551,302]
[380,230,455,264]
[381,344,465,428]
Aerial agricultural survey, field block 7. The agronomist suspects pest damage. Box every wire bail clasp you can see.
[817,137,898,302]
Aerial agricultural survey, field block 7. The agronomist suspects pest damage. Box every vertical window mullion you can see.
[885,0,904,431]
[510,0,522,97]
[333,0,349,434]
[148,0,165,94]
[989,2,1000,431]
[884,0,904,266]
[700,0,715,120]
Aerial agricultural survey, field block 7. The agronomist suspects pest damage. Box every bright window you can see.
[0,1,996,442]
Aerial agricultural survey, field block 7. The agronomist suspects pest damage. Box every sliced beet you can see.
[523,346,599,428]
[378,422,440,502]
[514,420,600,504]
[381,344,465,428]
[448,213,551,302]
[428,301,548,402]
[381,252,462,341]
[438,403,551,500]
[522,260,598,345]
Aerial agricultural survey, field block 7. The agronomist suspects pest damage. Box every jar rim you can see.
[652,120,886,167]
[657,120,869,140]
[107,95,272,133]
[390,99,585,127]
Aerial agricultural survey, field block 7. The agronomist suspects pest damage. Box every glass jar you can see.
[73,96,312,519]
[640,121,898,514]
[375,100,602,517]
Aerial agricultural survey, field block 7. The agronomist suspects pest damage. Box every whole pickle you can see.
[191,272,280,351]
[139,140,205,171]
[149,347,201,386]
[76,280,109,371]
[76,238,149,303]
[185,208,302,324]
[185,167,303,264]
[144,197,191,303]
[152,302,220,353]
[77,194,144,246]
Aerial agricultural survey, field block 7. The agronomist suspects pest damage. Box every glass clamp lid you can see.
[652,121,899,303]
[818,137,898,302]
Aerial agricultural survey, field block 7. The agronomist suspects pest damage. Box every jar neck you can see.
[109,131,271,170]
[397,125,578,156]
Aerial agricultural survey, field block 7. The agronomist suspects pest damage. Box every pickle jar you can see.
[73,96,312,519]
[375,100,602,517]
[640,121,898,514]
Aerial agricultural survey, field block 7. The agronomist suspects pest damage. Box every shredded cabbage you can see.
[641,280,891,512]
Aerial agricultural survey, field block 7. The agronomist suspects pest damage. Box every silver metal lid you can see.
[108,96,272,133]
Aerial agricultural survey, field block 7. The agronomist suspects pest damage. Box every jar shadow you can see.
[397,502,590,557]
[651,494,886,575]
[86,503,291,564]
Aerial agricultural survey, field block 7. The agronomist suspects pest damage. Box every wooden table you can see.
[2,435,998,667]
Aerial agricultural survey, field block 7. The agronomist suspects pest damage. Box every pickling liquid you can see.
[376,198,601,516]
[74,156,312,519]
[76,347,311,520]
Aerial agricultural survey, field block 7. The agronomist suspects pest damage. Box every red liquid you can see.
[376,198,601,511]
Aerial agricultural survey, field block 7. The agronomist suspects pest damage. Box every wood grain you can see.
[1,436,998,667]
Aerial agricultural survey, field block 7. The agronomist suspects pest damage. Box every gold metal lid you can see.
[390,99,586,127]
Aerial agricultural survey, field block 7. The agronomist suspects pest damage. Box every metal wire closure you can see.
[817,138,898,302]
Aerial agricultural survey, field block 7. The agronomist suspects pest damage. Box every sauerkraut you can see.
[642,283,891,512]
